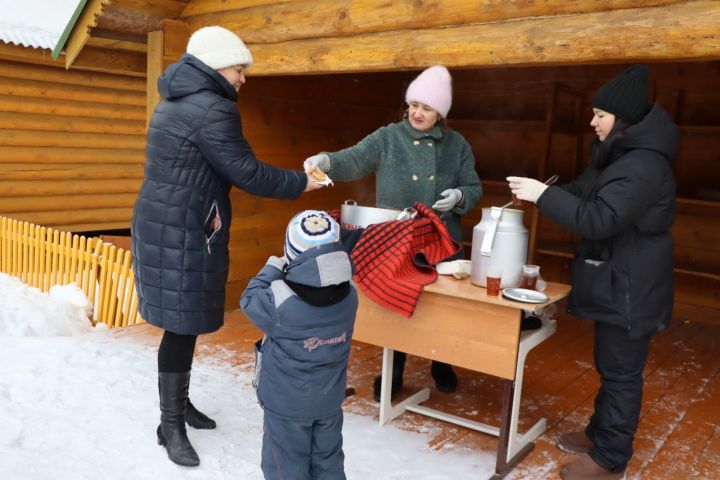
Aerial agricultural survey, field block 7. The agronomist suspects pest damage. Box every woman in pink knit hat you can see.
[303,65,483,402]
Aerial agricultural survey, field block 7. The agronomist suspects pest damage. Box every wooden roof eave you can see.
[51,0,88,61]
[63,0,113,70]
[237,1,720,76]
[0,39,145,78]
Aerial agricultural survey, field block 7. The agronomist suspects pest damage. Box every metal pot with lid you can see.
[340,200,417,229]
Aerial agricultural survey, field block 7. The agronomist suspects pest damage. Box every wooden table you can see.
[353,276,571,479]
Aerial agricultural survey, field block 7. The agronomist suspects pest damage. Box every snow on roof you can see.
[0,0,82,50]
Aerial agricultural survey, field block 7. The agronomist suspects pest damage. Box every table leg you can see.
[492,380,535,479]
[378,347,430,425]
[492,318,556,478]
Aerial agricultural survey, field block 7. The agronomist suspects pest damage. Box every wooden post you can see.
[160,20,190,71]
[527,83,557,264]
[146,30,163,130]
[146,20,189,130]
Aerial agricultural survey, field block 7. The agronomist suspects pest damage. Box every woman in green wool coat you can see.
[303,65,483,402]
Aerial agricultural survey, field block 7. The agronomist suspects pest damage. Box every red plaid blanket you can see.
[345,203,461,318]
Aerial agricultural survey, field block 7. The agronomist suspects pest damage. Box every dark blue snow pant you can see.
[586,321,651,473]
[261,409,345,480]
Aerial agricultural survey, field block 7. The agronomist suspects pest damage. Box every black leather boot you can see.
[157,371,200,467]
[373,351,407,402]
[186,399,216,430]
[431,361,458,393]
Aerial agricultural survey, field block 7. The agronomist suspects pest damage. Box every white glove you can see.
[267,255,286,270]
[303,153,330,173]
[432,189,463,212]
[506,176,549,204]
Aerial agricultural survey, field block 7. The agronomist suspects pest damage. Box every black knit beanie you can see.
[592,64,650,124]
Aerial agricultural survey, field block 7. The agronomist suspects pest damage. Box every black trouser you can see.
[158,330,198,373]
[586,321,650,473]
[392,351,453,377]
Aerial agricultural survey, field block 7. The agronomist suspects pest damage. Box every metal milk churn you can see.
[470,207,528,288]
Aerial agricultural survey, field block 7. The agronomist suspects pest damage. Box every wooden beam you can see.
[161,19,190,69]
[245,1,720,75]
[0,94,145,121]
[0,112,144,136]
[185,0,688,45]
[0,129,145,150]
[88,28,147,43]
[0,193,138,213]
[0,77,145,106]
[0,146,144,164]
[64,0,112,69]
[182,0,299,17]
[108,0,188,18]
[147,20,189,128]
[9,208,135,230]
[0,61,145,91]
[146,30,163,129]
[72,46,147,77]
[0,165,143,182]
[0,42,62,68]
[85,36,148,53]
[0,179,141,196]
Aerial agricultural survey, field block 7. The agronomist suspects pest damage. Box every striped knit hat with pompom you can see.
[284,210,340,261]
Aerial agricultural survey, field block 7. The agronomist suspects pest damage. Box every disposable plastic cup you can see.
[486,265,502,296]
[521,264,540,290]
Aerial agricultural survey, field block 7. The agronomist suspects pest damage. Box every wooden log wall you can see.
[225,61,720,311]
[182,0,720,75]
[0,59,146,232]
[223,72,411,305]
[447,62,720,311]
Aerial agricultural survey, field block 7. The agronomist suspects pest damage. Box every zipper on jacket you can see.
[624,277,633,331]
[203,201,221,254]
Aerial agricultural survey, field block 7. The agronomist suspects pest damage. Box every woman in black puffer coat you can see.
[131,26,322,467]
[508,65,678,480]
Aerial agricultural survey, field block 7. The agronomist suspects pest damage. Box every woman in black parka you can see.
[508,65,678,480]
[131,26,322,467]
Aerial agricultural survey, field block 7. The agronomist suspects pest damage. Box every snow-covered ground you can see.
[0,273,496,479]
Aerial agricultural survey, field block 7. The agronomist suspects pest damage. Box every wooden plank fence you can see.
[0,216,142,328]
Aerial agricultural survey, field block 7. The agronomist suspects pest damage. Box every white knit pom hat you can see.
[284,210,340,261]
[186,26,253,70]
[405,65,453,118]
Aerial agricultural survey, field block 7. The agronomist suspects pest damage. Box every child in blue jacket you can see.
[240,210,358,480]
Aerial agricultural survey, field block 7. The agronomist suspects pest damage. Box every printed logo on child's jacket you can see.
[303,332,347,352]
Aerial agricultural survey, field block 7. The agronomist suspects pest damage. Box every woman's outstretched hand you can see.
[507,176,549,204]
[303,173,326,192]
[303,153,330,173]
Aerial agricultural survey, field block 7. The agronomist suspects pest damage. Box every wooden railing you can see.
[0,216,143,328]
